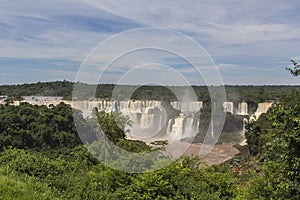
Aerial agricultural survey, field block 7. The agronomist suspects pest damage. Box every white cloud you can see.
[201,23,300,44]
[292,56,300,61]
[1,0,300,84]
[0,29,109,61]
[90,0,300,57]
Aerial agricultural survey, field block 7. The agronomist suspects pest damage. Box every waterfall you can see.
[129,112,141,125]
[170,101,180,110]
[166,114,199,141]
[14,96,277,143]
[237,102,248,115]
[211,119,214,138]
[167,119,174,134]
[223,102,234,114]
[183,117,199,138]
[189,101,203,112]
[170,101,202,112]
[252,102,273,119]
[166,116,185,140]
[140,112,150,128]
[19,97,201,141]
[239,118,248,145]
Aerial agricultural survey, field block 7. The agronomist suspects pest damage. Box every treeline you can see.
[0,81,74,99]
[0,81,299,103]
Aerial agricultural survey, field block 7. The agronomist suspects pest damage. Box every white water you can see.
[252,102,273,119]
[166,114,199,140]
[237,102,248,115]
[12,97,274,142]
[170,101,203,112]
[223,102,234,114]
[70,100,202,141]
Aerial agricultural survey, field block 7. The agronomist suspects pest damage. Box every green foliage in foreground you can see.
[0,166,61,200]
[244,91,300,199]
[0,148,239,200]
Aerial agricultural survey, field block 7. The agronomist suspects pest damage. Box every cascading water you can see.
[166,115,185,140]
[166,114,200,141]
[239,118,248,145]
[237,102,248,115]
[170,101,202,112]
[223,102,234,114]
[69,99,202,141]
[11,96,277,144]
[252,102,273,119]
[166,101,202,141]
[183,117,199,138]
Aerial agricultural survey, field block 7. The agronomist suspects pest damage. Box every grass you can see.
[0,166,61,200]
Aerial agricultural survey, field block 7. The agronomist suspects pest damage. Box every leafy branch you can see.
[286,59,300,77]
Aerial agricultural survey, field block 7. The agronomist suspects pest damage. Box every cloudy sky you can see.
[0,0,300,85]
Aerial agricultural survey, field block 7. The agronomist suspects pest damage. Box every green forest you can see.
[0,80,298,104]
[0,63,299,199]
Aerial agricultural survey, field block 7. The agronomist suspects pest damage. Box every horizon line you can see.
[0,80,299,87]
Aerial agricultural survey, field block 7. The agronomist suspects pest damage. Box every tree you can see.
[286,59,300,76]
[244,91,300,199]
[94,110,131,144]
[0,103,84,150]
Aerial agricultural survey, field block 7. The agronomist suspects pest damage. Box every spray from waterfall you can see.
[166,89,201,142]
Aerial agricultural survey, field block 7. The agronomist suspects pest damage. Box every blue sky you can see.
[0,0,300,85]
